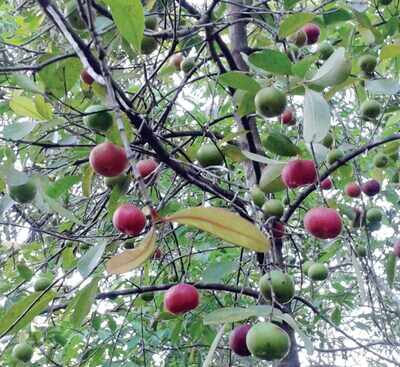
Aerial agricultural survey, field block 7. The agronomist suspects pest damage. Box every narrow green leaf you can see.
[262,132,299,157]
[386,253,396,288]
[34,95,53,120]
[71,277,99,328]
[78,243,106,278]
[278,13,315,38]
[203,326,224,367]
[82,164,94,198]
[219,72,261,93]
[249,49,292,75]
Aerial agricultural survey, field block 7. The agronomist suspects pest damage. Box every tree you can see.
[0,0,400,366]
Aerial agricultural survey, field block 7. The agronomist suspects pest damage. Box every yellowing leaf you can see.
[165,207,270,253]
[82,164,94,198]
[9,96,44,120]
[106,227,157,274]
[34,95,53,120]
[380,44,400,60]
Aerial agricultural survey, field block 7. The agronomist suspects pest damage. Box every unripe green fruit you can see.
[246,322,290,361]
[84,105,113,132]
[141,36,158,55]
[259,270,295,304]
[196,143,224,167]
[360,99,381,120]
[34,276,52,292]
[259,168,286,193]
[9,180,37,204]
[255,87,287,118]
[308,263,328,281]
[321,133,334,148]
[66,2,86,30]
[181,57,196,74]
[366,207,383,223]
[124,240,135,249]
[262,199,284,218]
[355,246,367,257]
[105,174,130,194]
[250,185,265,207]
[319,41,334,60]
[327,149,344,165]
[373,153,389,168]
[358,54,377,74]
[302,260,314,275]
[144,15,158,30]
[141,292,155,302]
[12,343,33,363]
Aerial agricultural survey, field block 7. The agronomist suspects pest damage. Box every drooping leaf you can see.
[365,79,400,95]
[248,49,292,75]
[262,132,299,157]
[241,150,286,165]
[219,72,261,93]
[202,326,224,367]
[278,13,315,37]
[71,277,99,328]
[78,243,106,278]
[165,207,270,253]
[386,253,396,288]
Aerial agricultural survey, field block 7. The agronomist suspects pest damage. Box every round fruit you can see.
[259,167,286,193]
[112,203,146,235]
[181,57,196,74]
[358,54,377,74]
[320,178,332,190]
[345,182,361,198]
[282,159,317,188]
[393,240,400,257]
[302,23,320,45]
[196,143,224,167]
[164,283,200,314]
[9,180,37,204]
[303,260,314,274]
[144,15,158,30]
[141,292,154,302]
[124,240,135,249]
[308,263,328,281]
[280,108,296,125]
[89,142,129,177]
[355,246,367,257]
[327,149,344,165]
[366,207,383,223]
[105,174,130,194]
[290,29,307,47]
[321,133,334,148]
[262,199,284,217]
[84,105,113,132]
[137,158,158,178]
[361,179,381,196]
[80,69,94,85]
[250,185,265,207]
[169,54,184,70]
[259,270,295,304]
[12,343,33,363]
[271,222,285,239]
[141,36,158,55]
[255,87,287,118]
[373,153,389,168]
[34,276,52,292]
[360,99,381,120]
[66,3,86,30]
[304,207,342,239]
[319,41,334,60]
[229,324,251,356]
[246,322,290,361]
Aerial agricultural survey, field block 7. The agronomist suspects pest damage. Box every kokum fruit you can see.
[80,69,94,85]
[144,15,158,30]
[358,54,377,74]
[321,178,332,190]
[137,158,158,178]
[319,41,334,60]
[9,180,37,204]
[302,23,320,45]
[181,57,196,74]
[250,185,265,207]
[141,36,158,54]
[259,270,295,304]
[345,182,361,198]
[361,179,381,196]
[112,204,146,235]
[12,343,33,363]
[246,322,290,361]
[262,199,284,218]
[89,142,129,177]
[327,149,344,165]
[303,260,314,274]
[290,29,307,47]
[304,207,342,239]
[393,240,400,257]
[84,105,113,132]
[280,108,296,125]
[140,292,154,302]
[34,276,52,292]
[196,143,224,167]
[105,174,130,194]
[366,207,383,224]
[169,54,184,70]
[281,159,317,188]
[255,87,287,118]
[164,284,200,314]
[308,263,328,281]
[229,324,251,356]
[373,153,389,168]
[360,99,381,120]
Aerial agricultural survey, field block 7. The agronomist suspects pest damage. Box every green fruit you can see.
[308,263,328,281]
[390,171,399,183]
[9,180,37,204]
[358,54,377,74]
[124,240,135,249]
[255,87,287,118]
[246,322,290,361]
[34,276,52,292]
[84,105,113,132]
[373,153,389,168]
[321,133,334,148]
[181,57,196,74]
[141,36,158,54]
[250,185,265,207]
[196,143,224,167]
[327,149,344,165]
[366,207,383,223]
[66,2,86,30]
[259,166,286,193]
[355,246,367,257]
[262,199,284,218]
[12,343,33,363]
[105,174,130,193]
[144,15,158,30]
[319,41,334,60]
[302,260,314,275]
[259,270,295,304]
[360,99,381,120]
[141,292,155,302]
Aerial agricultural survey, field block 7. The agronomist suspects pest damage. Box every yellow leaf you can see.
[165,207,270,253]
[82,164,94,198]
[106,227,157,274]
[9,96,43,120]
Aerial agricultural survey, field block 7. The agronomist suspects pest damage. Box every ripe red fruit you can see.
[393,240,400,257]
[345,182,361,198]
[304,207,342,239]
[282,160,317,188]
[89,142,129,177]
[164,283,200,314]
[229,324,251,356]
[272,222,285,239]
[320,178,332,190]
[280,108,296,125]
[302,23,320,45]
[113,204,146,235]
[137,159,158,178]
[80,69,94,85]
[361,179,381,197]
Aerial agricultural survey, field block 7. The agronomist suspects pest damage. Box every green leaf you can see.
[278,12,315,38]
[386,253,396,288]
[259,163,286,193]
[219,72,261,93]
[62,247,76,271]
[46,176,80,198]
[3,121,36,140]
[234,90,256,117]
[292,55,319,78]
[0,167,29,186]
[16,262,34,281]
[262,132,299,157]
[82,164,94,198]
[202,260,236,283]
[365,79,400,95]
[34,95,53,120]
[380,44,400,60]
[105,0,144,53]
[248,49,292,75]
[14,74,43,94]
[78,243,106,278]
[203,326,224,367]
[43,194,82,225]
[71,277,99,328]
[323,8,352,25]
[331,306,341,325]
[9,96,44,120]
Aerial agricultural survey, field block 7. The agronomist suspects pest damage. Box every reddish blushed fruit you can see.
[229,324,251,356]
[302,23,320,45]
[113,203,146,235]
[320,178,332,190]
[164,284,200,314]
[361,180,381,197]
[304,207,342,239]
[393,240,400,257]
[272,222,285,239]
[345,182,361,198]
[152,247,162,260]
[282,160,317,188]
[280,108,296,125]
[137,159,158,178]
[80,69,94,85]
[89,142,129,177]
[169,54,184,70]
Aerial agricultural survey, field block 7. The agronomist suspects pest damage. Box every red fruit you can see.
[393,240,400,257]
[280,108,296,125]
[137,159,158,178]
[321,178,332,190]
[361,179,381,197]
[89,142,129,177]
[302,23,320,45]
[113,203,146,235]
[304,207,342,239]
[282,160,317,188]
[164,284,200,314]
[229,324,251,356]
[345,182,361,198]
[152,247,162,260]
[272,222,285,239]
[80,69,94,85]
